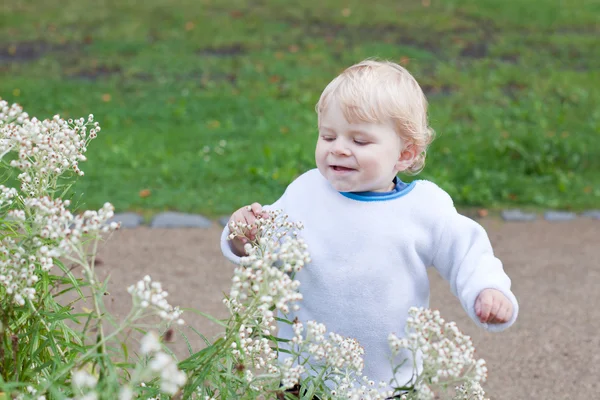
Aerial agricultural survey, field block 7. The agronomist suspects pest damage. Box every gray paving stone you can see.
[219,216,231,227]
[108,212,144,228]
[544,211,577,221]
[581,210,600,220]
[501,209,537,222]
[150,212,212,228]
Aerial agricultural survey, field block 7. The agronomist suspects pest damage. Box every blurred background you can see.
[1,0,599,217]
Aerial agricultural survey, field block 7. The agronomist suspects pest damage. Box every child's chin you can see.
[330,182,356,192]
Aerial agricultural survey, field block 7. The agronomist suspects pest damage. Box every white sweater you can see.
[220,169,519,391]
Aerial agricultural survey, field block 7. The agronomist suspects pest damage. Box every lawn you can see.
[1,0,599,217]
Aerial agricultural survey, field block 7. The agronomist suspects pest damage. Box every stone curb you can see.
[106,209,600,229]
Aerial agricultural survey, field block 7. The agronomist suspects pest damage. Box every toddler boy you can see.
[221,59,518,395]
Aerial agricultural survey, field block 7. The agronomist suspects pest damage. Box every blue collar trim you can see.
[340,180,417,202]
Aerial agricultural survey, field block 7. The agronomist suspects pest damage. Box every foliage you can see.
[0,0,598,216]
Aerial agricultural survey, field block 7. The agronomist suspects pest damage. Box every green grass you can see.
[1,0,599,217]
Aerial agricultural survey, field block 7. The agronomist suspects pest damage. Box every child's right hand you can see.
[228,202,268,256]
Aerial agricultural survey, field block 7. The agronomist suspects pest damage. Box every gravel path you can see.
[89,218,599,399]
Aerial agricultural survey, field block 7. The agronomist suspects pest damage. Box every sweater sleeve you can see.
[431,208,519,332]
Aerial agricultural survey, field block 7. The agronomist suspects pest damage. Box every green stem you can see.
[304,366,327,399]
[38,305,143,393]
[27,300,66,359]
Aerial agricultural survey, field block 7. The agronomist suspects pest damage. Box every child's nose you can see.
[331,139,351,156]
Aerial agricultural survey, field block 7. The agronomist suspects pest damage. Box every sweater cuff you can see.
[464,285,519,333]
[220,224,243,265]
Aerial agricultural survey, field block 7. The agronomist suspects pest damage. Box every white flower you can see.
[118,386,133,400]
[149,352,172,371]
[140,331,162,355]
[142,349,187,396]
[127,275,184,324]
[71,369,97,389]
[0,102,99,196]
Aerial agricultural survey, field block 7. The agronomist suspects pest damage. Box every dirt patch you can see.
[0,41,81,64]
[283,17,440,54]
[499,53,520,64]
[198,43,245,57]
[460,42,488,59]
[502,81,528,99]
[66,65,122,80]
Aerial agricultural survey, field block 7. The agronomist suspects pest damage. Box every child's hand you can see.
[475,289,514,324]
[228,203,269,256]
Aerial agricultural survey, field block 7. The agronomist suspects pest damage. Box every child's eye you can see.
[354,140,369,145]
[321,136,335,142]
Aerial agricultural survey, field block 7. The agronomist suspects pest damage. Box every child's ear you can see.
[395,144,419,172]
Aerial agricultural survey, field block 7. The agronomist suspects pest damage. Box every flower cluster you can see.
[1,98,99,198]
[0,98,119,306]
[139,331,187,395]
[70,369,99,400]
[128,275,185,325]
[331,376,399,400]
[0,184,18,208]
[452,381,489,400]
[0,99,28,126]
[388,308,487,398]
[1,199,119,306]
[223,209,309,385]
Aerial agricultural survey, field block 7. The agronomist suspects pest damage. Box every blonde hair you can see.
[315,59,435,174]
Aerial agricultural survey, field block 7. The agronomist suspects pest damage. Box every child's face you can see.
[315,99,411,193]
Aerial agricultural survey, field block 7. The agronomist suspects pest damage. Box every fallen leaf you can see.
[8,45,16,56]
[584,186,592,193]
[477,209,489,218]
[82,306,93,313]
[208,120,221,129]
[230,10,243,18]
[422,0,431,7]
[84,35,93,44]
[275,51,284,60]
[288,44,299,53]
[280,126,289,134]
[12,88,20,97]
[101,93,111,102]
[508,193,518,201]
[185,21,195,31]
[269,75,281,83]
[341,8,351,17]
[139,189,151,198]
[400,56,410,65]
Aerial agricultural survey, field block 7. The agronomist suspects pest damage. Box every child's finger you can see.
[488,297,502,323]
[249,202,263,216]
[500,304,513,322]
[488,308,505,324]
[243,213,258,239]
[477,295,492,322]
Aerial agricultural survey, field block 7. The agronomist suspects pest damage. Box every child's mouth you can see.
[331,165,355,172]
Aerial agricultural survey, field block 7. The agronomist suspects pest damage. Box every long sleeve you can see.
[431,208,519,332]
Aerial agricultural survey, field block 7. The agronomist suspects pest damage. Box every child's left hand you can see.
[475,289,514,324]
